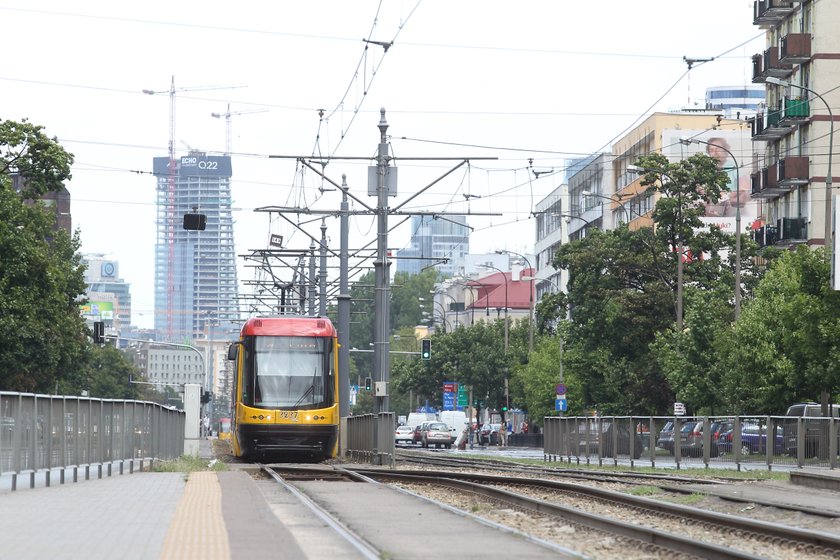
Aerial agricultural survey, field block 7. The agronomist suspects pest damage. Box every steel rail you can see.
[260,465,381,560]
[361,470,754,560]
[350,468,840,555]
[395,451,840,518]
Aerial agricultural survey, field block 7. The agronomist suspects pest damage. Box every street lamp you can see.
[431,301,451,332]
[496,250,534,353]
[431,290,460,329]
[766,77,835,284]
[523,274,566,416]
[477,263,509,352]
[581,190,632,224]
[680,137,742,320]
[462,280,493,323]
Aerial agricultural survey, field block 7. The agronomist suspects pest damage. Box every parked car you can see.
[395,425,415,445]
[676,421,719,458]
[414,421,431,445]
[783,402,839,458]
[422,421,453,449]
[717,423,784,455]
[656,421,675,452]
[575,420,643,459]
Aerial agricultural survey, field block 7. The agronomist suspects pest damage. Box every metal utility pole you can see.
[308,240,317,316]
[373,109,391,413]
[319,219,328,316]
[337,176,351,418]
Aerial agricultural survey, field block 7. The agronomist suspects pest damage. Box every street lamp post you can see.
[432,301,451,332]
[463,280,493,324]
[478,264,509,352]
[681,138,742,320]
[432,290,460,329]
[581,190,632,224]
[766,77,835,284]
[523,274,566,416]
[496,250,534,353]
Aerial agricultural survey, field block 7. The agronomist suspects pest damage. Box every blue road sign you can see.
[555,398,568,412]
[443,392,456,411]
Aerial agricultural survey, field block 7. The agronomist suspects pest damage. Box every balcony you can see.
[750,107,797,141]
[750,165,780,199]
[781,96,809,122]
[754,1,796,29]
[780,33,812,65]
[752,47,793,83]
[777,156,810,187]
[777,217,808,244]
[752,225,779,247]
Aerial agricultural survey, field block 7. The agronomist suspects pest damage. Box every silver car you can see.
[422,421,452,449]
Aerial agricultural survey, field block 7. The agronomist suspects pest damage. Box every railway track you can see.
[352,467,840,559]
[263,464,840,559]
[258,464,382,560]
[396,449,840,518]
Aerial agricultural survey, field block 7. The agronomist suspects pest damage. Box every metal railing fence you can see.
[344,412,395,467]
[544,415,840,470]
[1,392,185,489]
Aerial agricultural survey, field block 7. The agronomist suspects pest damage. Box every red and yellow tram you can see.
[227,316,339,460]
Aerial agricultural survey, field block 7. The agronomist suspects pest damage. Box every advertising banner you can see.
[661,129,758,235]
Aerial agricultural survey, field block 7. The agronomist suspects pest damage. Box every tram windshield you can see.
[248,336,332,409]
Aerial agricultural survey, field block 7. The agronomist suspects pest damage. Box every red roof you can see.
[467,268,535,310]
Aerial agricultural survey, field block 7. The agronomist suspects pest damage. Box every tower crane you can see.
[142,76,245,339]
[211,103,269,155]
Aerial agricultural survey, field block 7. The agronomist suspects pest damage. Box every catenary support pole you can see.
[338,176,351,418]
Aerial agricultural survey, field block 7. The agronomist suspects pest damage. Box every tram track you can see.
[258,464,382,560]
[262,463,840,559]
[354,467,840,560]
[396,450,840,518]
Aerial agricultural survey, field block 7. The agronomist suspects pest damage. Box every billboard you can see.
[153,155,232,178]
[80,301,114,320]
[661,129,758,235]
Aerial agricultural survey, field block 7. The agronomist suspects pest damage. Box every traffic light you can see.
[421,338,431,360]
[364,376,372,391]
[93,321,105,344]
[501,406,508,412]
[201,391,212,404]
[183,212,207,230]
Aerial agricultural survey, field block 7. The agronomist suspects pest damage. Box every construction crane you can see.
[142,76,245,339]
[211,103,269,155]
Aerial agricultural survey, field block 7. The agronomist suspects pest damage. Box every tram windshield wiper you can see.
[292,369,318,408]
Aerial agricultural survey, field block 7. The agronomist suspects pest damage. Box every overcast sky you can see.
[2,1,763,328]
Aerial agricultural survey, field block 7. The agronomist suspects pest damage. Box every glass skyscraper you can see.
[153,153,239,342]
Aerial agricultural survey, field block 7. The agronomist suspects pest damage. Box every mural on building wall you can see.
[661,129,759,235]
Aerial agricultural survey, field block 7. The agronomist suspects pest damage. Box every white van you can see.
[440,410,467,443]
[406,412,437,430]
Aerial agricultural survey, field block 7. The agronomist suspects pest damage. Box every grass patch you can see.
[152,455,227,473]
[668,492,707,505]
[626,485,662,496]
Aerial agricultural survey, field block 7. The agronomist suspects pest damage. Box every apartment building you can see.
[749,1,840,267]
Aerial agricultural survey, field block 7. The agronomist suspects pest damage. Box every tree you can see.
[58,344,142,399]
[718,247,840,414]
[554,227,675,414]
[634,152,730,329]
[0,119,88,393]
[0,119,74,198]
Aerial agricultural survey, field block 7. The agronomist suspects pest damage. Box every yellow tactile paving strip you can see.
[159,472,230,559]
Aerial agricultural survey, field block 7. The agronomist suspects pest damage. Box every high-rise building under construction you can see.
[153,152,240,342]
